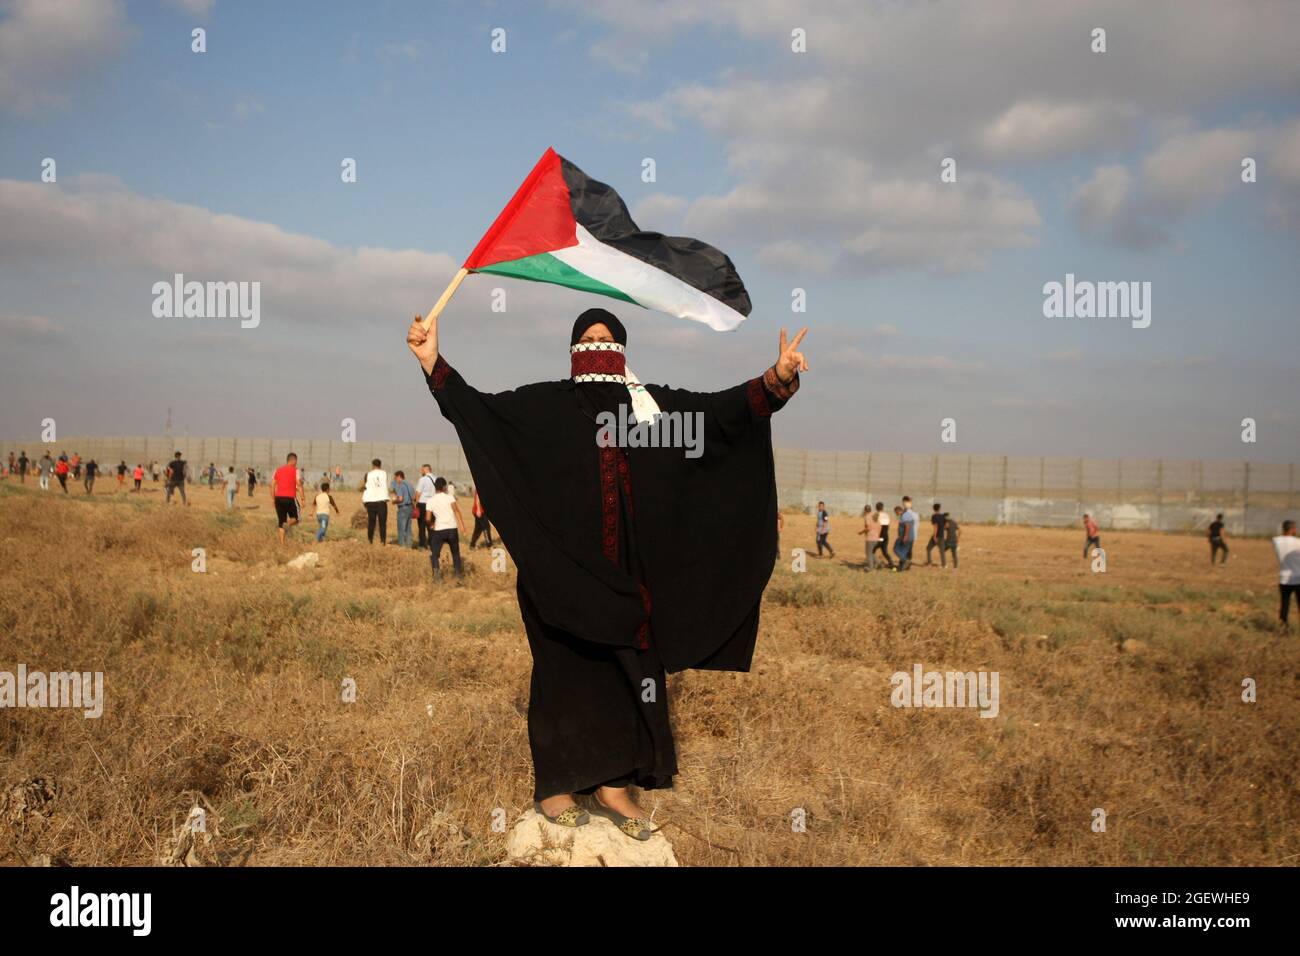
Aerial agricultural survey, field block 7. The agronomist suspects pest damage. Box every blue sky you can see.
[1,0,1297,461]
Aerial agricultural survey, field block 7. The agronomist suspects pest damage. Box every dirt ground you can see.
[1,477,1295,866]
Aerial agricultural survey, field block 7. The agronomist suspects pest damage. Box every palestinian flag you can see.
[463,148,751,331]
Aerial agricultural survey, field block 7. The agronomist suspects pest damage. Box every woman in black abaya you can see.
[406,308,808,839]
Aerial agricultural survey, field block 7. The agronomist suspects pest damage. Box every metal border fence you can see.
[2,437,1294,534]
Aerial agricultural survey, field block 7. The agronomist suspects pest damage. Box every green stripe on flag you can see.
[474,252,638,304]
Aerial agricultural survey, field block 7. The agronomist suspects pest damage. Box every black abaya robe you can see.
[424,355,797,799]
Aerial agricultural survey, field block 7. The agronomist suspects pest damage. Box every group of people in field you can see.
[784,497,960,571]
[6,450,162,494]
[260,452,494,582]
[793,497,1298,628]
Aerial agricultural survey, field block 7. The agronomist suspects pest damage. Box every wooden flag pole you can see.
[421,268,469,331]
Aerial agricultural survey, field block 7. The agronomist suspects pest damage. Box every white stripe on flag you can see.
[551,224,747,332]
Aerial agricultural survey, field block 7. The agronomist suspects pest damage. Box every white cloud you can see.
[1070,119,1300,245]
[0,176,457,323]
[757,240,829,274]
[628,193,688,229]
[0,312,64,340]
[978,99,1140,160]
[164,0,215,16]
[591,0,1300,264]
[0,0,130,114]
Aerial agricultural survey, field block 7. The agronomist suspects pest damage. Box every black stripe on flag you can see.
[559,157,752,317]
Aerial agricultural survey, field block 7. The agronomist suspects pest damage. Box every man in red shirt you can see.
[55,456,70,493]
[271,452,303,545]
[1083,513,1101,559]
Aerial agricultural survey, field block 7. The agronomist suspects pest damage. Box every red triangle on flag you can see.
[463,147,579,270]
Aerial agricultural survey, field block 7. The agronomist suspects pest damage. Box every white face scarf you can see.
[569,341,662,425]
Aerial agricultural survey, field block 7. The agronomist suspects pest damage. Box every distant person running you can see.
[37,453,53,490]
[54,456,69,493]
[815,501,835,558]
[1273,520,1299,630]
[940,513,960,568]
[132,463,143,491]
[392,470,416,547]
[6,453,14,478]
[70,453,81,479]
[150,460,160,483]
[925,503,947,566]
[272,452,303,545]
[165,452,188,505]
[83,459,98,493]
[207,463,218,488]
[362,459,389,545]
[1082,513,1100,559]
[872,502,895,569]
[246,467,257,497]
[223,465,240,510]
[415,464,435,550]
[116,460,127,488]
[470,487,493,549]
[1208,513,1229,565]
[426,477,466,581]
[314,482,340,542]
[17,451,29,483]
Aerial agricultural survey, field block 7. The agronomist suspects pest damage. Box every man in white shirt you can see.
[362,458,390,545]
[415,464,436,550]
[872,501,895,569]
[1273,520,1300,628]
[426,476,467,581]
[223,465,240,511]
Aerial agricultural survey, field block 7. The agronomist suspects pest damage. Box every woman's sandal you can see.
[583,794,657,841]
[533,800,590,827]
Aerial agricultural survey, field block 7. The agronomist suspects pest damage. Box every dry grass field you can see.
[1,477,1296,866]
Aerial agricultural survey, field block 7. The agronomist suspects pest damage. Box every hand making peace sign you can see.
[775,327,810,385]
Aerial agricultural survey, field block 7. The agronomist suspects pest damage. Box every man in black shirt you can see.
[84,459,98,493]
[941,514,960,568]
[1208,513,1229,565]
[17,452,28,482]
[926,502,947,566]
[166,452,188,505]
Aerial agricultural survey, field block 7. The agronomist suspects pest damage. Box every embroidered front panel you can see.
[599,445,619,563]
[636,583,651,650]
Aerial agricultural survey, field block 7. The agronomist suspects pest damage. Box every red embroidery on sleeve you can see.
[430,354,452,391]
[762,365,799,401]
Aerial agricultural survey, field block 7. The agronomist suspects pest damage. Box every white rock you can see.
[287,552,319,570]
[503,809,678,867]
